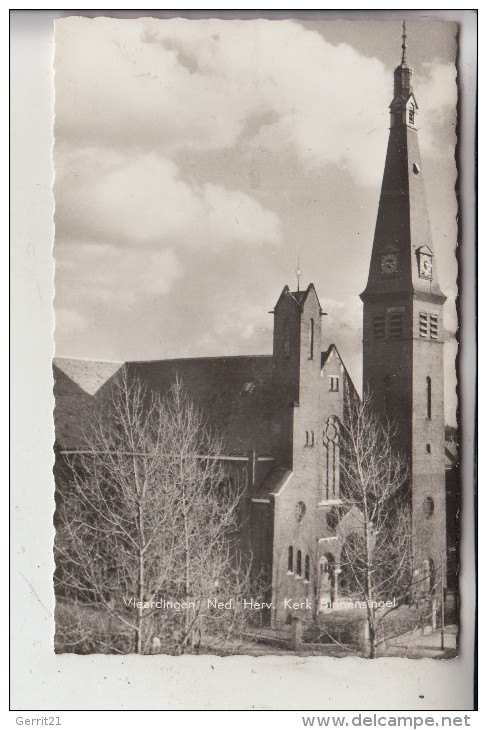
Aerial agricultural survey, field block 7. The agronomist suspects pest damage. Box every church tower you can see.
[360,25,447,592]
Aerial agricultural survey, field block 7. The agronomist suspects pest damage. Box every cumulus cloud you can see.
[56,19,386,186]
[55,147,281,249]
[414,60,457,155]
[55,19,456,188]
[55,240,183,315]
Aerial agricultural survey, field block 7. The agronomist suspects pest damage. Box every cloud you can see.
[204,183,281,249]
[55,18,453,188]
[54,18,458,190]
[55,147,281,249]
[54,240,183,316]
[55,307,87,333]
[414,60,457,155]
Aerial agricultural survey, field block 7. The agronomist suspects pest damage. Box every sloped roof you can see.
[290,290,307,306]
[253,468,292,500]
[445,443,458,465]
[54,355,281,455]
[126,355,277,454]
[273,283,323,312]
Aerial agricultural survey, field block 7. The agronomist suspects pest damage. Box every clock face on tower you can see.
[381,252,398,275]
[419,253,433,279]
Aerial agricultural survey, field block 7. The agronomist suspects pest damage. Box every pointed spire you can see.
[401,20,407,64]
[296,257,302,292]
[361,21,445,304]
[391,20,414,121]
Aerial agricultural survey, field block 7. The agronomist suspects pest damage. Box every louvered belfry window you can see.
[389,311,403,338]
[373,312,386,338]
[419,312,428,337]
[429,314,438,339]
[419,312,439,339]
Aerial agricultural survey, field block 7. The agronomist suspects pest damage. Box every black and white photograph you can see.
[10,7,477,714]
[50,12,464,660]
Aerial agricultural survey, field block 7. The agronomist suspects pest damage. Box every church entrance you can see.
[318,553,337,608]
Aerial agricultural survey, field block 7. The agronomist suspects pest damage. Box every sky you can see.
[53,15,458,422]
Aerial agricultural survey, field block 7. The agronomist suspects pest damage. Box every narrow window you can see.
[429,314,438,339]
[323,442,329,501]
[296,550,302,577]
[389,311,403,339]
[310,431,315,447]
[284,319,290,359]
[426,443,431,454]
[408,105,415,125]
[323,416,340,500]
[419,312,428,337]
[329,442,335,497]
[309,318,314,359]
[426,376,432,419]
[373,312,386,339]
[304,555,310,581]
[305,431,309,447]
[288,546,293,573]
[334,441,340,498]
[329,377,339,392]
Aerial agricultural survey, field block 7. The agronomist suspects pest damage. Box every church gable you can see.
[53,360,123,450]
[53,357,123,396]
[321,345,358,399]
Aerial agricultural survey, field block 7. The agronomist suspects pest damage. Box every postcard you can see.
[11,9,477,712]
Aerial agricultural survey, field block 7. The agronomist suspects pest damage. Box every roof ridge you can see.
[54,356,123,365]
[127,354,273,365]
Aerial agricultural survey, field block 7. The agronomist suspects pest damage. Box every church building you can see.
[53,29,449,626]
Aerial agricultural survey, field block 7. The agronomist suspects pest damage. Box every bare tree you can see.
[338,390,412,658]
[54,369,251,654]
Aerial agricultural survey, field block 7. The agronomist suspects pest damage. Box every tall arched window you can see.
[284,319,290,359]
[296,550,302,577]
[426,376,432,419]
[408,104,415,125]
[323,416,340,500]
[309,318,314,359]
[287,546,293,573]
[304,554,310,581]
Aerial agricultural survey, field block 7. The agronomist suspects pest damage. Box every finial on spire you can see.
[296,257,302,292]
[401,20,407,64]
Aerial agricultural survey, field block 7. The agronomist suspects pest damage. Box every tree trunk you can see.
[136,550,144,654]
[363,500,376,659]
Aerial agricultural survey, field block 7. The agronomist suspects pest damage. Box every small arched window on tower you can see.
[426,376,432,419]
[309,318,314,359]
[287,546,294,573]
[408,103,415,125]
[304,554,310,582]
[284,319,290,359]
[296,550,302,577]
